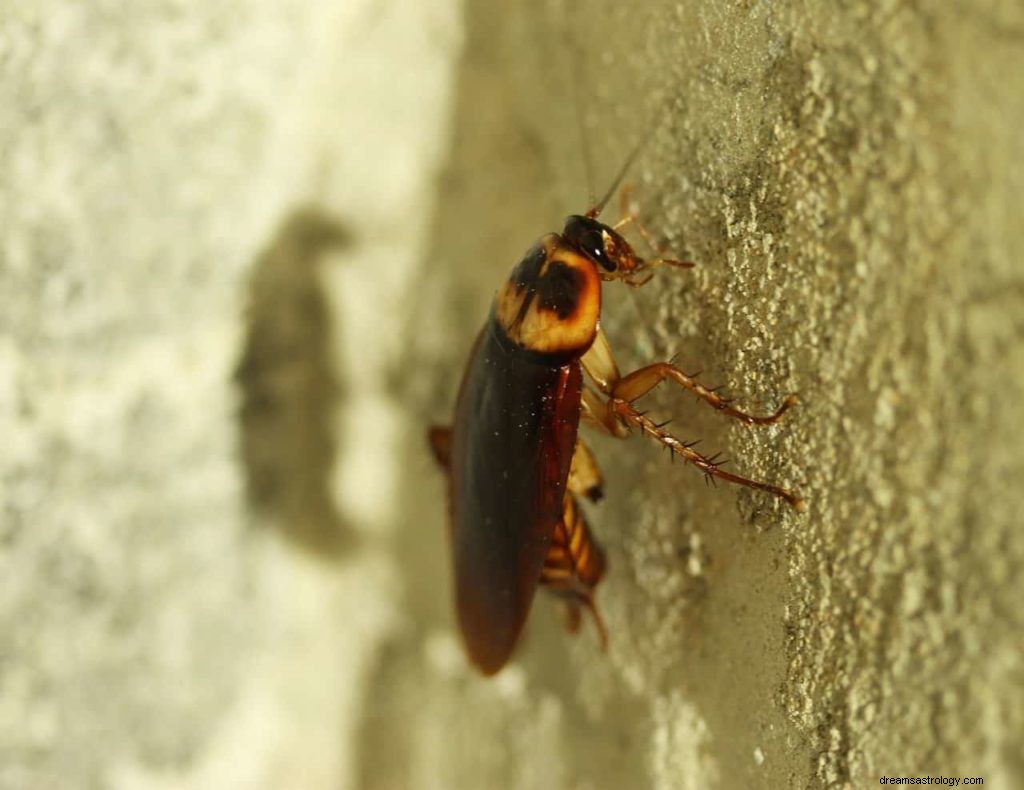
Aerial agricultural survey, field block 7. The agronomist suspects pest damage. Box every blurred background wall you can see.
[1,1,461,787]
[2,1,1023,789]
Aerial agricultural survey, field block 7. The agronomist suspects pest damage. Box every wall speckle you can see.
[369,1,1024,788]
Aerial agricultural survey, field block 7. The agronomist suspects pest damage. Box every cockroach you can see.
[428,155,804,676]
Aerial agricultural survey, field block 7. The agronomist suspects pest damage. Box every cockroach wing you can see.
[448,321,582,674]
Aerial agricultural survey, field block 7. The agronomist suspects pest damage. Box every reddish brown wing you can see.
[447,320,582,674]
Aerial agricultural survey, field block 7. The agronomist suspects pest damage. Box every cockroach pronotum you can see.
[428,152,804,676]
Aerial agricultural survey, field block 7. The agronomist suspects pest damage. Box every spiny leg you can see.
[613,364,798,426]
[580,328,804,509]
[568,438,604,502]
[609,397,805,511]
[581,387,629,438]
[541,493,609,647]
[582,327,797,426]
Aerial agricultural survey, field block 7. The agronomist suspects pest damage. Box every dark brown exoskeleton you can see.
[429,181,804,676]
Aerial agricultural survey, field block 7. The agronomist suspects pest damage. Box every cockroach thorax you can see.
[493,234,601,356]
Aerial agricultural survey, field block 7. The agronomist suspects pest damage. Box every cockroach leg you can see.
[613,364,798,426]
[583,328,796,426]
[621,272,655,289]
[609,397,805,511]
[598,255,695,285]
[581,387,629,438]
[613,184,661,254]
[580,328,620,393]
[541,493,609,646]
[581,328,803,509]
[575,591,609,649]
[428,425,452,469]
[633,256,696,276]
[568,439,604,502]
[564,601,582,633]
[610,185,695,277]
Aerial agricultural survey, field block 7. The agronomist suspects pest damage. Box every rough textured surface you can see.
[4,1,1024,789]
[366,1,1024,789]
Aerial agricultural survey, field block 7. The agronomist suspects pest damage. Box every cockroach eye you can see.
[585,232,614,271]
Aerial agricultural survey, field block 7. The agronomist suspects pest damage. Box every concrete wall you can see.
[366,1,1024,788]
[1,1,460,788]
[2,1,1022,789]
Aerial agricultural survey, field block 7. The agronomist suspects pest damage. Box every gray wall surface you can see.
[371,1,1024,788]
[2,1,1022,789]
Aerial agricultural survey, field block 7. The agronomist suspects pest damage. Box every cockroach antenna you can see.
[585,126,656,219]
[560,0,658,217]
[560,0,596,207]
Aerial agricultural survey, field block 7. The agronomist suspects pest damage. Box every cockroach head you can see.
[562,214,632,273]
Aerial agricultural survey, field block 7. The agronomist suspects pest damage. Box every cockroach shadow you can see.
[235,207,353,557]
